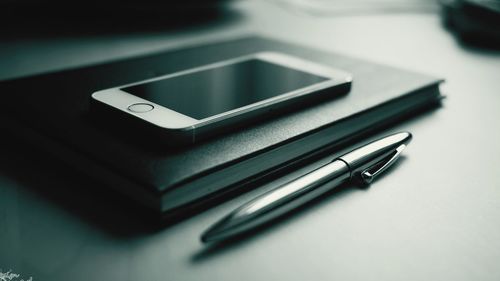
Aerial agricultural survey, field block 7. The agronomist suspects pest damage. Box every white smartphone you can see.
[91,52,352,145]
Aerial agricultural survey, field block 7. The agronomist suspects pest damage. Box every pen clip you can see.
[360,144,407,184]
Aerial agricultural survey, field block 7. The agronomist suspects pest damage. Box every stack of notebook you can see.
[0,37,443,219]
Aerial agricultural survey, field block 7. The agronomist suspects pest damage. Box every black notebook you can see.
[0,36,443,218]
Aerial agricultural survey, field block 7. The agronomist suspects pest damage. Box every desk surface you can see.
[1,1,500,281]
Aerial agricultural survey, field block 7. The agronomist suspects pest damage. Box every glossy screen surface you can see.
[123,58,329,119]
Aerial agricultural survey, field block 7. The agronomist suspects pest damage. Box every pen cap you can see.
[338,132,412,181]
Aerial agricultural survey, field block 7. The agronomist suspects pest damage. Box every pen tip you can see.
[201,215,238,243]
[200,225,222,243]
[200,234,209,243]
[200,231,213,243]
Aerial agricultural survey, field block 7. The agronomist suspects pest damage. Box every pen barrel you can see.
[245,160,351,217]
[202,132,412,243]
[205,160,350,241]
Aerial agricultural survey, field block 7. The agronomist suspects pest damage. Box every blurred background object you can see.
[0,0,229,12]
[441,0,500,48]
[0,0,234,37]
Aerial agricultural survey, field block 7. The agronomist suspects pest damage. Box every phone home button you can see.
[128,103,154,113]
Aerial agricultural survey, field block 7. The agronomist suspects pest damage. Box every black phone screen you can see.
[122,58,328,120]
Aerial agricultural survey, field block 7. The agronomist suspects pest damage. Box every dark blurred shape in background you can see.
[3,0,499,49]
[441,0,500,48]
[0,0,235,38]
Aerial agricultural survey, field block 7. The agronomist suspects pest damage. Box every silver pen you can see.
[201,132,412,243]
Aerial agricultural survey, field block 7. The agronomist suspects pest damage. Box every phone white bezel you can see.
[91,52,352,131]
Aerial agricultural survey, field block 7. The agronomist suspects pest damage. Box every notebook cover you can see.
[0,36,441,211]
